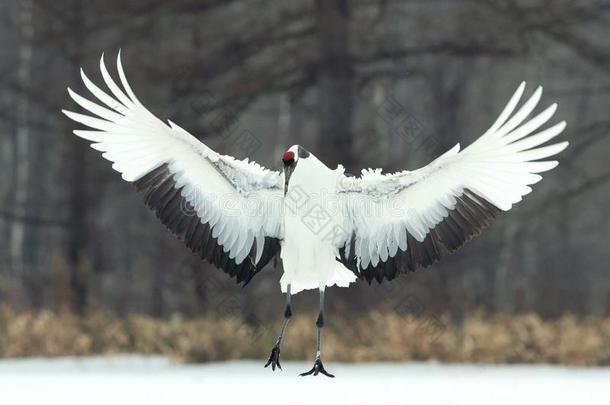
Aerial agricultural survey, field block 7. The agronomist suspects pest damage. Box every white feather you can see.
[338,83,568,267]
[64,53,284,267]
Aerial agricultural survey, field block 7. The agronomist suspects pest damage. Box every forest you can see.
[0,0,609,362]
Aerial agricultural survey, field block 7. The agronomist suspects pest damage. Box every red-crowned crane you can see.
[64,53,568,377]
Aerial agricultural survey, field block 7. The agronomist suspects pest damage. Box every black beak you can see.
[283,161,295,195]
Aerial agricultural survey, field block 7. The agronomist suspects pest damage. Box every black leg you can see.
[300,289,334,378]
[265,284,292,371]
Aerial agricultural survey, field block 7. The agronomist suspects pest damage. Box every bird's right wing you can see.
[337,83,568,283]
[63,53,284,285]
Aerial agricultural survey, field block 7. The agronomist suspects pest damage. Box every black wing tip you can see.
[134,163,280,286]
[353,189,501,284]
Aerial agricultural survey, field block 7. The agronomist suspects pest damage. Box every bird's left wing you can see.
[63,53,283,285]
[336,83,568,284]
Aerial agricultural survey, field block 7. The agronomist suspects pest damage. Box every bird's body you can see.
[280,149,357,294]
[64,53,569,377]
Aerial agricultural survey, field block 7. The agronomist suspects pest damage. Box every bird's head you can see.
[282,145,311,194]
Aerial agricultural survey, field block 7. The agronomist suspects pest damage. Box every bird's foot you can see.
[264,344,282,371]
[299,357,334,378]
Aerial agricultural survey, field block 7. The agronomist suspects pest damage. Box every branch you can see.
[523,170,610,216]
[0,209,68,228]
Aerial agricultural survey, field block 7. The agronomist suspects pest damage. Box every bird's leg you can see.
[300,288,334,378]
[264,284,292,371]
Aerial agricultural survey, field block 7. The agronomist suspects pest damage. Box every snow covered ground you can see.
[0,356,609,405]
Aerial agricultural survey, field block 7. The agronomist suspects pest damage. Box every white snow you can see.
[0,356,609,405]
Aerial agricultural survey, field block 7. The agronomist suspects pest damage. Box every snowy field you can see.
[0,356,609,405]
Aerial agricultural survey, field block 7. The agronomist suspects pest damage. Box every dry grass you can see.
[1,306,609,366]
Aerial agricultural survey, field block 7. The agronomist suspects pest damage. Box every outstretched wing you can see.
[63,53,283,285]
[337,83,568,283]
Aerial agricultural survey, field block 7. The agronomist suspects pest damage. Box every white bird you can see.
[63,53,568,377]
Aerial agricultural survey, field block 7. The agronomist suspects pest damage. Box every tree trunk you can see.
[314,0,355,171]
[66,0,90,314]
[10,0,34,276]
[495,220,519,312]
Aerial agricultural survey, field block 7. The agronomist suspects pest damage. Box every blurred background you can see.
[0,0,609,368]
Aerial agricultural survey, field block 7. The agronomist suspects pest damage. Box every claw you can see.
[264,345,282,371]
[299,358,334,378]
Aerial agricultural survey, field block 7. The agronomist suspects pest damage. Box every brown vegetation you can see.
[1,306,609,366]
